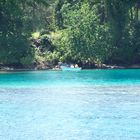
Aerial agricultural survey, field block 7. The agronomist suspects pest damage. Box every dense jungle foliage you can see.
[0,0,140,68]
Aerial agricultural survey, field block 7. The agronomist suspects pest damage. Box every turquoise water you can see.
[0,70,140,140]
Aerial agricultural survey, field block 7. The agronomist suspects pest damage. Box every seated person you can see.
[75,64,79,68]
[70,64,74,68]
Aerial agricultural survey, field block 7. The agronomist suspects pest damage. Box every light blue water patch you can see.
[0,70,140,140]
[0,69,140,88]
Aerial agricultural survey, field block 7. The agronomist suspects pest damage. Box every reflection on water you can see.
[0,70,140,140]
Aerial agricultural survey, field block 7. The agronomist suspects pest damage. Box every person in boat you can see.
[75,64,79,68]
[70,64,74,68]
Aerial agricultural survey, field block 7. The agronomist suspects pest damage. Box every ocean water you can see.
[0,70,140,140]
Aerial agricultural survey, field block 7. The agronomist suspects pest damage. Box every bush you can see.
[52,3,113,64]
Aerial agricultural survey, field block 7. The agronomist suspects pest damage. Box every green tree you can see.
[0,0,51,67]
[53,3,112,64]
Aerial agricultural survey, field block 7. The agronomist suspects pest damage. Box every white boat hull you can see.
[61,66,81,71]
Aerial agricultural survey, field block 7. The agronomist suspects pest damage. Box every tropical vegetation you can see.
[0,0,140,69]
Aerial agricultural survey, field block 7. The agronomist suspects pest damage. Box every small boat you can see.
[61,66,81,71]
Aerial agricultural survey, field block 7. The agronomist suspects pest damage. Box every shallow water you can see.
[0,70,140,140]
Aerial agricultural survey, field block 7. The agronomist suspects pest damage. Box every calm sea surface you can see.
[0,70,140,140]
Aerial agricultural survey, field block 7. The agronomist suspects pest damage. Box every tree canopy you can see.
[0,0,140,68]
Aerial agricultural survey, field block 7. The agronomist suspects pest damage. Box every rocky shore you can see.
[1,63,140,72]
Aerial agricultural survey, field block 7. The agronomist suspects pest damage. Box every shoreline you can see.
[1,65,140,72]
